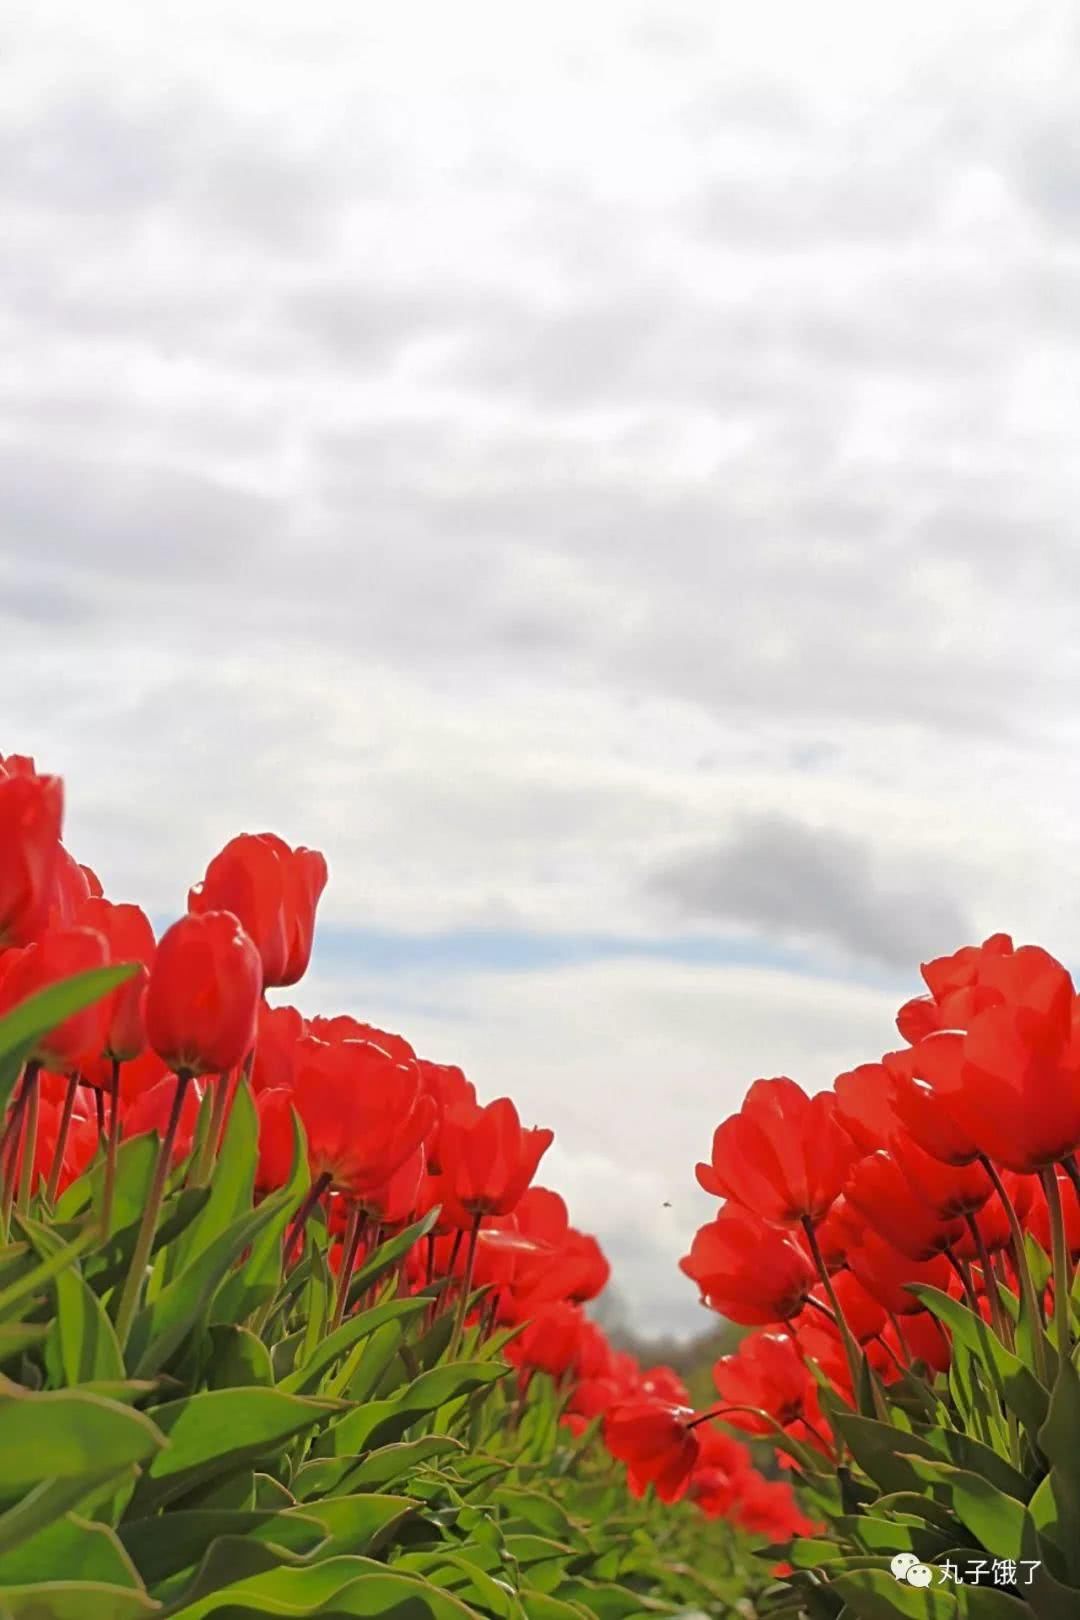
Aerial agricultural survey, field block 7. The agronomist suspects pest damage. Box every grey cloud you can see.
[647,813,973,969]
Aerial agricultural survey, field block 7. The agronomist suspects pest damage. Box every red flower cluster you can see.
[678,931,1080,1477]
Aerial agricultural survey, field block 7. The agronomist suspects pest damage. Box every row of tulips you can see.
[0,749,796,1619]
[605,933,1080,1615]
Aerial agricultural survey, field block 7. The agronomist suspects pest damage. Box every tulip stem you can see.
[16,1066,40,1213]
[964,1213,1009,1345]
[101,1059,122,1239]
[46,1073,79,1206]
[800,1216,863,1399]
[450,1212,482,1358]
[0,1064,37,1235]
[981,1155,1048,1385]
[1063,1155,1080,1204]
[1043,1168,1072,1361]
[191,1073,229,1186]
[114,1070,191,1351]
[332,1201,364,1330]
[284,1171,331,1267]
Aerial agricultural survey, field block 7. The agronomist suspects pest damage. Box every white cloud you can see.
[3,0,1079,1325]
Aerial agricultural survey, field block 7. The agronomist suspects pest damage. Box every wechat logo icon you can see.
[891,1554,933,1587]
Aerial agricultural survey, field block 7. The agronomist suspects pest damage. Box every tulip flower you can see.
[0,923,110,1071]
[713,1331,823,1438]
[438,1097,554,1225]
[513,1301,586,1379]
[145,911,262,1078]
[679,1206,815,1325]
[77,898,156,1065]
[251,1001,305,1093]
[0,764,63,948]
[604,1400,700,1503]
[844,1149,965,1260]
[846,1228,951,1316]
[916,949,1080,1174]
[892,1134,992,1221]
[697,1077,857,1226]
[287,1035,436,1197]
[189,832,327,988]
[832,1063,901,1154]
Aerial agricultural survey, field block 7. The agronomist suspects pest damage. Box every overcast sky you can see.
[4,0,1078,1335]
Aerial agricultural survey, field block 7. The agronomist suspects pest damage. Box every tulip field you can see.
[3,756,1080,1619]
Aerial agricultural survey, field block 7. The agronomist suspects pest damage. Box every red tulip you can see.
[0,923,109,1069]
[713,1330,822,1437]
[251,1001,305,1093]
[604,1401,700,1503]
[892,1134,992,1220]
[145,911,262,1076]
[845,1150,964,1260]
[358,1141,427,1224]
[832,1063,900,1154]
[48,847,93,928]
[438,1097,553,1224]
[307,1016,415,1063]
[417,1061,477,1173]
[896,933,1014,1042]
[917,948,1080,1172]
[952,1172,1036,1260]
[513,1302,586,1378]
[813,1194,864,1272]
[286,1034,435,1196]
[697,1078,857,1226]
[731,1473,818,1539]
[0,764,63,948]
[77,898,156,1063]
[846,1228,951,1316]
[189,832,327,988]
[680,1206,815,1325]
[883,1049,978,1164]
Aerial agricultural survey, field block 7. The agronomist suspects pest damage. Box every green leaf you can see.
[213,1115,310,1325]
[280,1492,417,1558]
[909,1285,1049,1434]
[830,1569,959,1618]
[126,1387,337,1515]
[131,1184,304,1377]
[0,1510,142,1587]
[346,1208,441,1306]
[0,1470,137,1558]
[832,1414,944,1495]
[0,1223,96,1324]
[0,1581,158,1619]
[171,1082,258,1276]
[327,1361,508,1456]
[902,1461,1027,1561]
[119,1509,327,1588]
[204,1325,274,1390]
[279,1297,427,1397]
[58,1134,156,1228]
[1029,1354,1080,1584]
[342,1320,405,1405]
[163,1557,483,1618]
[0,963,138,1097]
[293,1437,463,1500]
[0,1323,49,1363]
[16,1213,125,1385]
[0,1386,164,1495]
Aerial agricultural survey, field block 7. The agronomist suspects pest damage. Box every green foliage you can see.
[0,970,762,1619]
[763,1262,1080,1620]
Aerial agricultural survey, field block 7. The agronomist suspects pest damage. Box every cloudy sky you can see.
[4,0,1078,1334]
